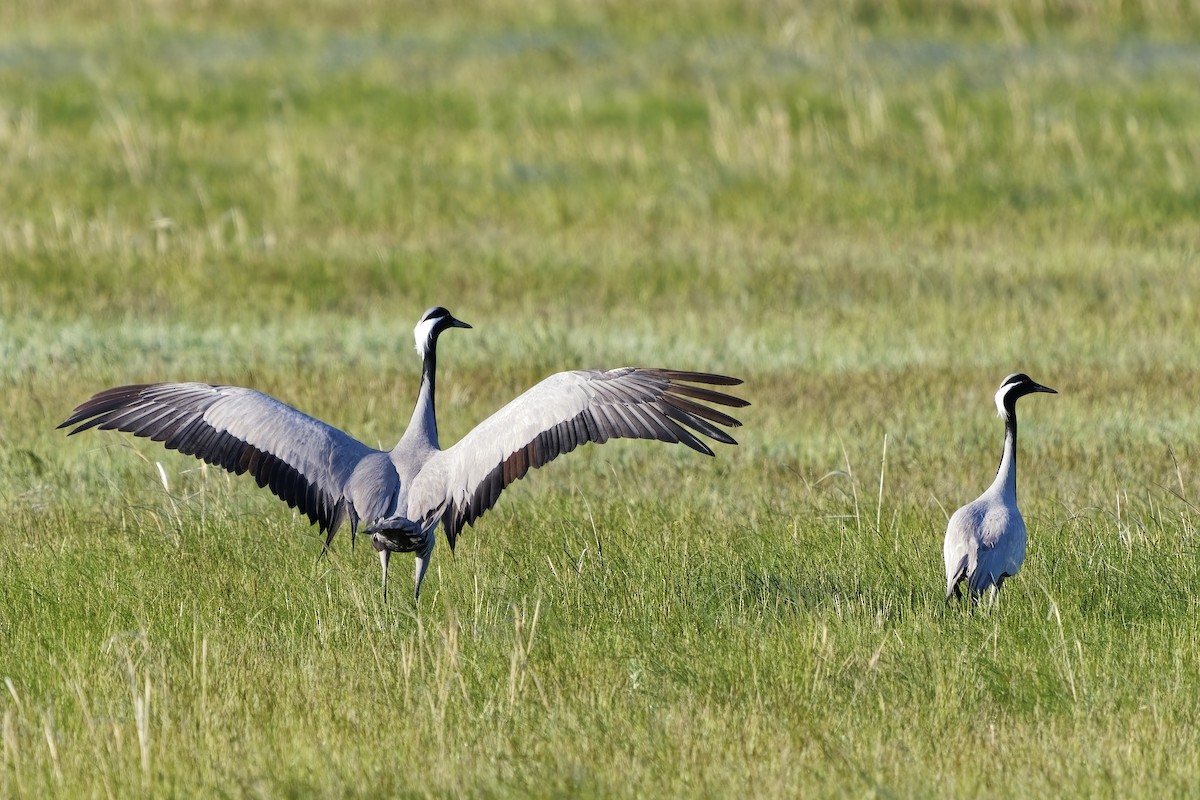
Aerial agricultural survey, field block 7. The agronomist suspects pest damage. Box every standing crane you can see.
[943,372,1056,603]
[60,307,749,601]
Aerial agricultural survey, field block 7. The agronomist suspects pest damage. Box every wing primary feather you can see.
[622,403,680,443]
[666,420,713,455]
[658,393,743,429]
[147,414,195,444]
[94,404,170,434]
[58,385,154,432]
[656,401,738,446]
[661,382,749,408]
[657,370,745,387]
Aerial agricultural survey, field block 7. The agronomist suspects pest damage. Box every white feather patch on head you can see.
[994,379,1021,419]
[413,315,442,357]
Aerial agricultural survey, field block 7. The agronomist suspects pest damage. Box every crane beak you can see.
[1032,382,1057,395]
[449,316,472,330]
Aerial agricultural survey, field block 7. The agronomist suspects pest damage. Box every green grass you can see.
[4,1,1200,796]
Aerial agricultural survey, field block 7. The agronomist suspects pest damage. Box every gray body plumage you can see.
[60,307,749,601]
[943,372,1055,603]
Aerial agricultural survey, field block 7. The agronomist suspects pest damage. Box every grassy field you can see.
[4,1,1200,796]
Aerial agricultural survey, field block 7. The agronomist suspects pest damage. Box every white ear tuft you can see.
[413,316,442,358]
[994,381,1019,419]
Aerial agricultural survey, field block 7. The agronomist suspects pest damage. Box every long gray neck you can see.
[403,342,440,451]
[988,411,1018,501]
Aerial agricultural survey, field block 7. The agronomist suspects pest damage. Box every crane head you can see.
[414,306,472,358]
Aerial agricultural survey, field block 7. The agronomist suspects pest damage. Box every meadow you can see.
[3,1,1200,796]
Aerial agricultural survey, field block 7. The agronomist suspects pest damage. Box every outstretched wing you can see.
[59,383,381,535]
[407,368,748,549]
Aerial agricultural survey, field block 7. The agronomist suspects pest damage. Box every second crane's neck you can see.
[405,343,440,451]
[989,411,1018,501]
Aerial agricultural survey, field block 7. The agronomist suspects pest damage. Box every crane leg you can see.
[414,552,432,602]
[379,549,391,603]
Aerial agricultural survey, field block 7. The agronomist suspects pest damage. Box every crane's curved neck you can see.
[406,340,440,450]
[989,410,1018,501]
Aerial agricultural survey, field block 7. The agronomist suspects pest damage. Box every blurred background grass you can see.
[3,1,1200,797]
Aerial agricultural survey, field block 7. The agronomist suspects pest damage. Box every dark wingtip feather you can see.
[645,370,749,410]
[660,393,743,429]
[658,370,744,387]
[663,383,750,411]
[59,384,157,432]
